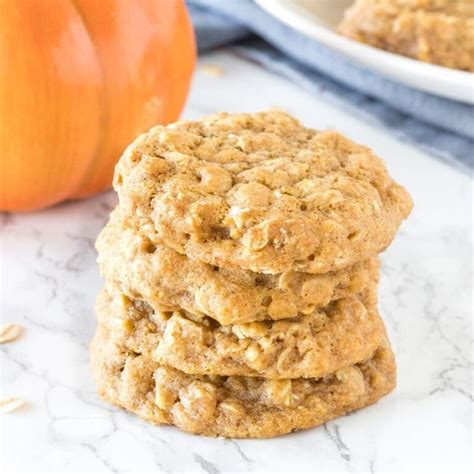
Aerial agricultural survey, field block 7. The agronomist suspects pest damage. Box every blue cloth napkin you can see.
[188,0,473,172]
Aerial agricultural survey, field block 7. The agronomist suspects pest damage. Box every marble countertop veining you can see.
[0,51,472,473]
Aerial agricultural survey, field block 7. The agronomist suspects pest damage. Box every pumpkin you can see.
[0,0,195,211]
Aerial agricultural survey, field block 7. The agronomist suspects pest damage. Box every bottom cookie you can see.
[91,323,396,438]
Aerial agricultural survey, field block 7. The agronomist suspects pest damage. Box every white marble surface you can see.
[0,51,472,473]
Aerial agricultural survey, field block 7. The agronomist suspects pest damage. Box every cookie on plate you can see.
[113,110,412,274]
[97,210,380,325]
[338,0,474,71]
[91,321,396,438]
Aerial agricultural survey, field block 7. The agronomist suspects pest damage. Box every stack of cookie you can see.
[92,110,412,438]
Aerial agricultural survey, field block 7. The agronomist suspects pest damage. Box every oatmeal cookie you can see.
[97,285,384,379]
[97,210,380,325]
[113,110,412,274]
[90,321,396,438]
[338,0,474,71]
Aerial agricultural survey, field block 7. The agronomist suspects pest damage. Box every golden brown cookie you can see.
[97,210,380,325]
[113,110,412,274]
[91,321,396,439]
[338,0,474,71]
[97,284,384,379]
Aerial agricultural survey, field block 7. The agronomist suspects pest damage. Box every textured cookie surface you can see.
[91,321,396,438]
[97,210,380,325]
[114,110,412,274]
[338,0,474,71]
[97,285,384,379]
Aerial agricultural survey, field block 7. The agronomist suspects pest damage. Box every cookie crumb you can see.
[0,324,23,343]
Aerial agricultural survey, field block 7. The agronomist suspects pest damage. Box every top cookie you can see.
[114,110,413,274]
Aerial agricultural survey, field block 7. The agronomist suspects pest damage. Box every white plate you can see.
[256,0,474,104]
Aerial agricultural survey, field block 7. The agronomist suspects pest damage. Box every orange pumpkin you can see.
[0,0,195,211]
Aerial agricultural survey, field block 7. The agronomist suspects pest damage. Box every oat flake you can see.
[0,324,23,343]
[199,64,225,77]
[0,397,25,413]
